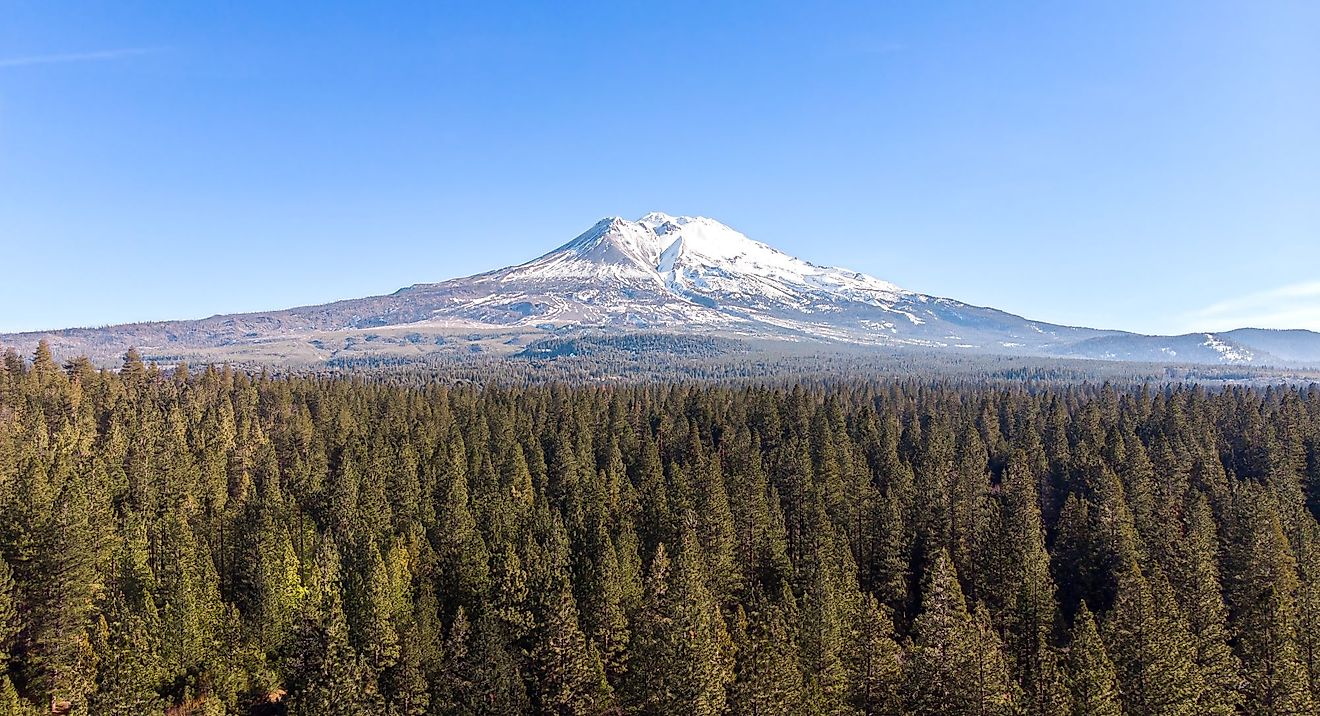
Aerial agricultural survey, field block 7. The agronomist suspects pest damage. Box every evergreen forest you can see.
[2,342,1320,715]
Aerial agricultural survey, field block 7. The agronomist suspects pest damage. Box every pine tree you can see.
[86,590,164,716]
[460,611,531,715]
[344,539,400,675]
[1101,563,1203,716]
[728,594,806,715]
[381,617,429,716]
[844,593,903,716]
[434,606,475,711]
[626,533,735,715]
[574,519,630,685]
[1170,494,1242,715]
[905,550,1015,716]
[997,455,1069,716]
[239,510,305,655]
[434,443,491,616]
[1224,493,1315,715]
[862,489,909,617]
[11,478,99,710]
[528,579,604,715]
[489,542,535,643]
[796,506,852,715]
[518,507,606,713]
[283,578,385,715]
[0,556,17,666]
[694,453,739,605]
[1295,521,1320,707]
[0,674,21,715]
[1064,602,1120,716]
[155,511,224,681]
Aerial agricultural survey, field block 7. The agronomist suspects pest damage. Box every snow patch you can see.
[1201,334,1254,363]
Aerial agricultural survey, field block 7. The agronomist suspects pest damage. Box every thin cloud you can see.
[1184,281,1320,332]
[0,47,163,69]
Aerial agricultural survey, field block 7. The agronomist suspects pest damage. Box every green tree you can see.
[844,593,903,716]
[728,594,805,716]
[87,590,164,716]
[626,533,735,715]
[1170,495,1242,715]
[1063,602,1120,716]
[1101,563,1203,716]
[904,550,1015,716]
[1224,494,1314,715]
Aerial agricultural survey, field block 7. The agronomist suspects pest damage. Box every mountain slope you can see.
[391,213,1114,350]
[3,213,1318,367]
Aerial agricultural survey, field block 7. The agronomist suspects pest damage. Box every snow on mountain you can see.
[4,212,1319,367]
[402,213,959,339]
[497,212,905,304]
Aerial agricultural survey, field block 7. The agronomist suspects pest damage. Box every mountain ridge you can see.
[4,213,1318,368]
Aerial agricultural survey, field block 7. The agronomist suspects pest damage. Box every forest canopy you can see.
[1,343,1319,715]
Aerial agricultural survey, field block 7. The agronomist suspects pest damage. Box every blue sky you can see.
[1,1,1316,335]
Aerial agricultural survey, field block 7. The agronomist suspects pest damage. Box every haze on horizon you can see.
[1,1,1316,336]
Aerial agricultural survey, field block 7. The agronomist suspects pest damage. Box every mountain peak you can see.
[637,211,678,225]
[636,211,699,227]
[7,210,1319,367]
[493,213,910,320]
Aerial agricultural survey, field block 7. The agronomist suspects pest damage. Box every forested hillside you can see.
[2,342,1320,715]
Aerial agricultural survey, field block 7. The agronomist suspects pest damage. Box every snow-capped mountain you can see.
[392,213,1105,350]
[3,212,1319,367]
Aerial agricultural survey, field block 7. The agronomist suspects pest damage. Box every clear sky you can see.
[1,1,1317,335]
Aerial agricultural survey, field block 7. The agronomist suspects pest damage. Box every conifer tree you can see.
[155,511,224,681]
[844,593,903,716]
[905,550,1014,716]
[728,594,806,715]
[1101,563,1203,716]
[574,520,630,685]
[489,542,535,644]
[461,611,532,715]
[12,478,99,710]
[626,533,735,715]
[0,675,20,715]
[1295,522,1320,706]
[381,617,429,716]
[523,508,606,715]
[1170,494,1242,715]
[796,506,852,715]
[694,453,739,605]
[87,589,164,716]
[1224,494,1315,715]
[0,556,17,668]
[528,579,605,715]
[345,539,400,675]
[240,512,304,655]
[434,445,491,617]
[864,489,909,618]
[996,455,1069,716]
[283,555,385,715]
[1064,602,1120,716]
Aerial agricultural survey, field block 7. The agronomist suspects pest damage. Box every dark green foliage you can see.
[904,550,1015,715]
[1101,563,1203,716]
[727,594,805,715]
[1064,602,1120,716]
[1223,488,1316,715]
[0,345,1318,713]
[625,534,734,715]
[844,593,903,715]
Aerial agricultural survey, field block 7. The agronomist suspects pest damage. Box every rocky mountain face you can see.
[3,213,1318,367]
